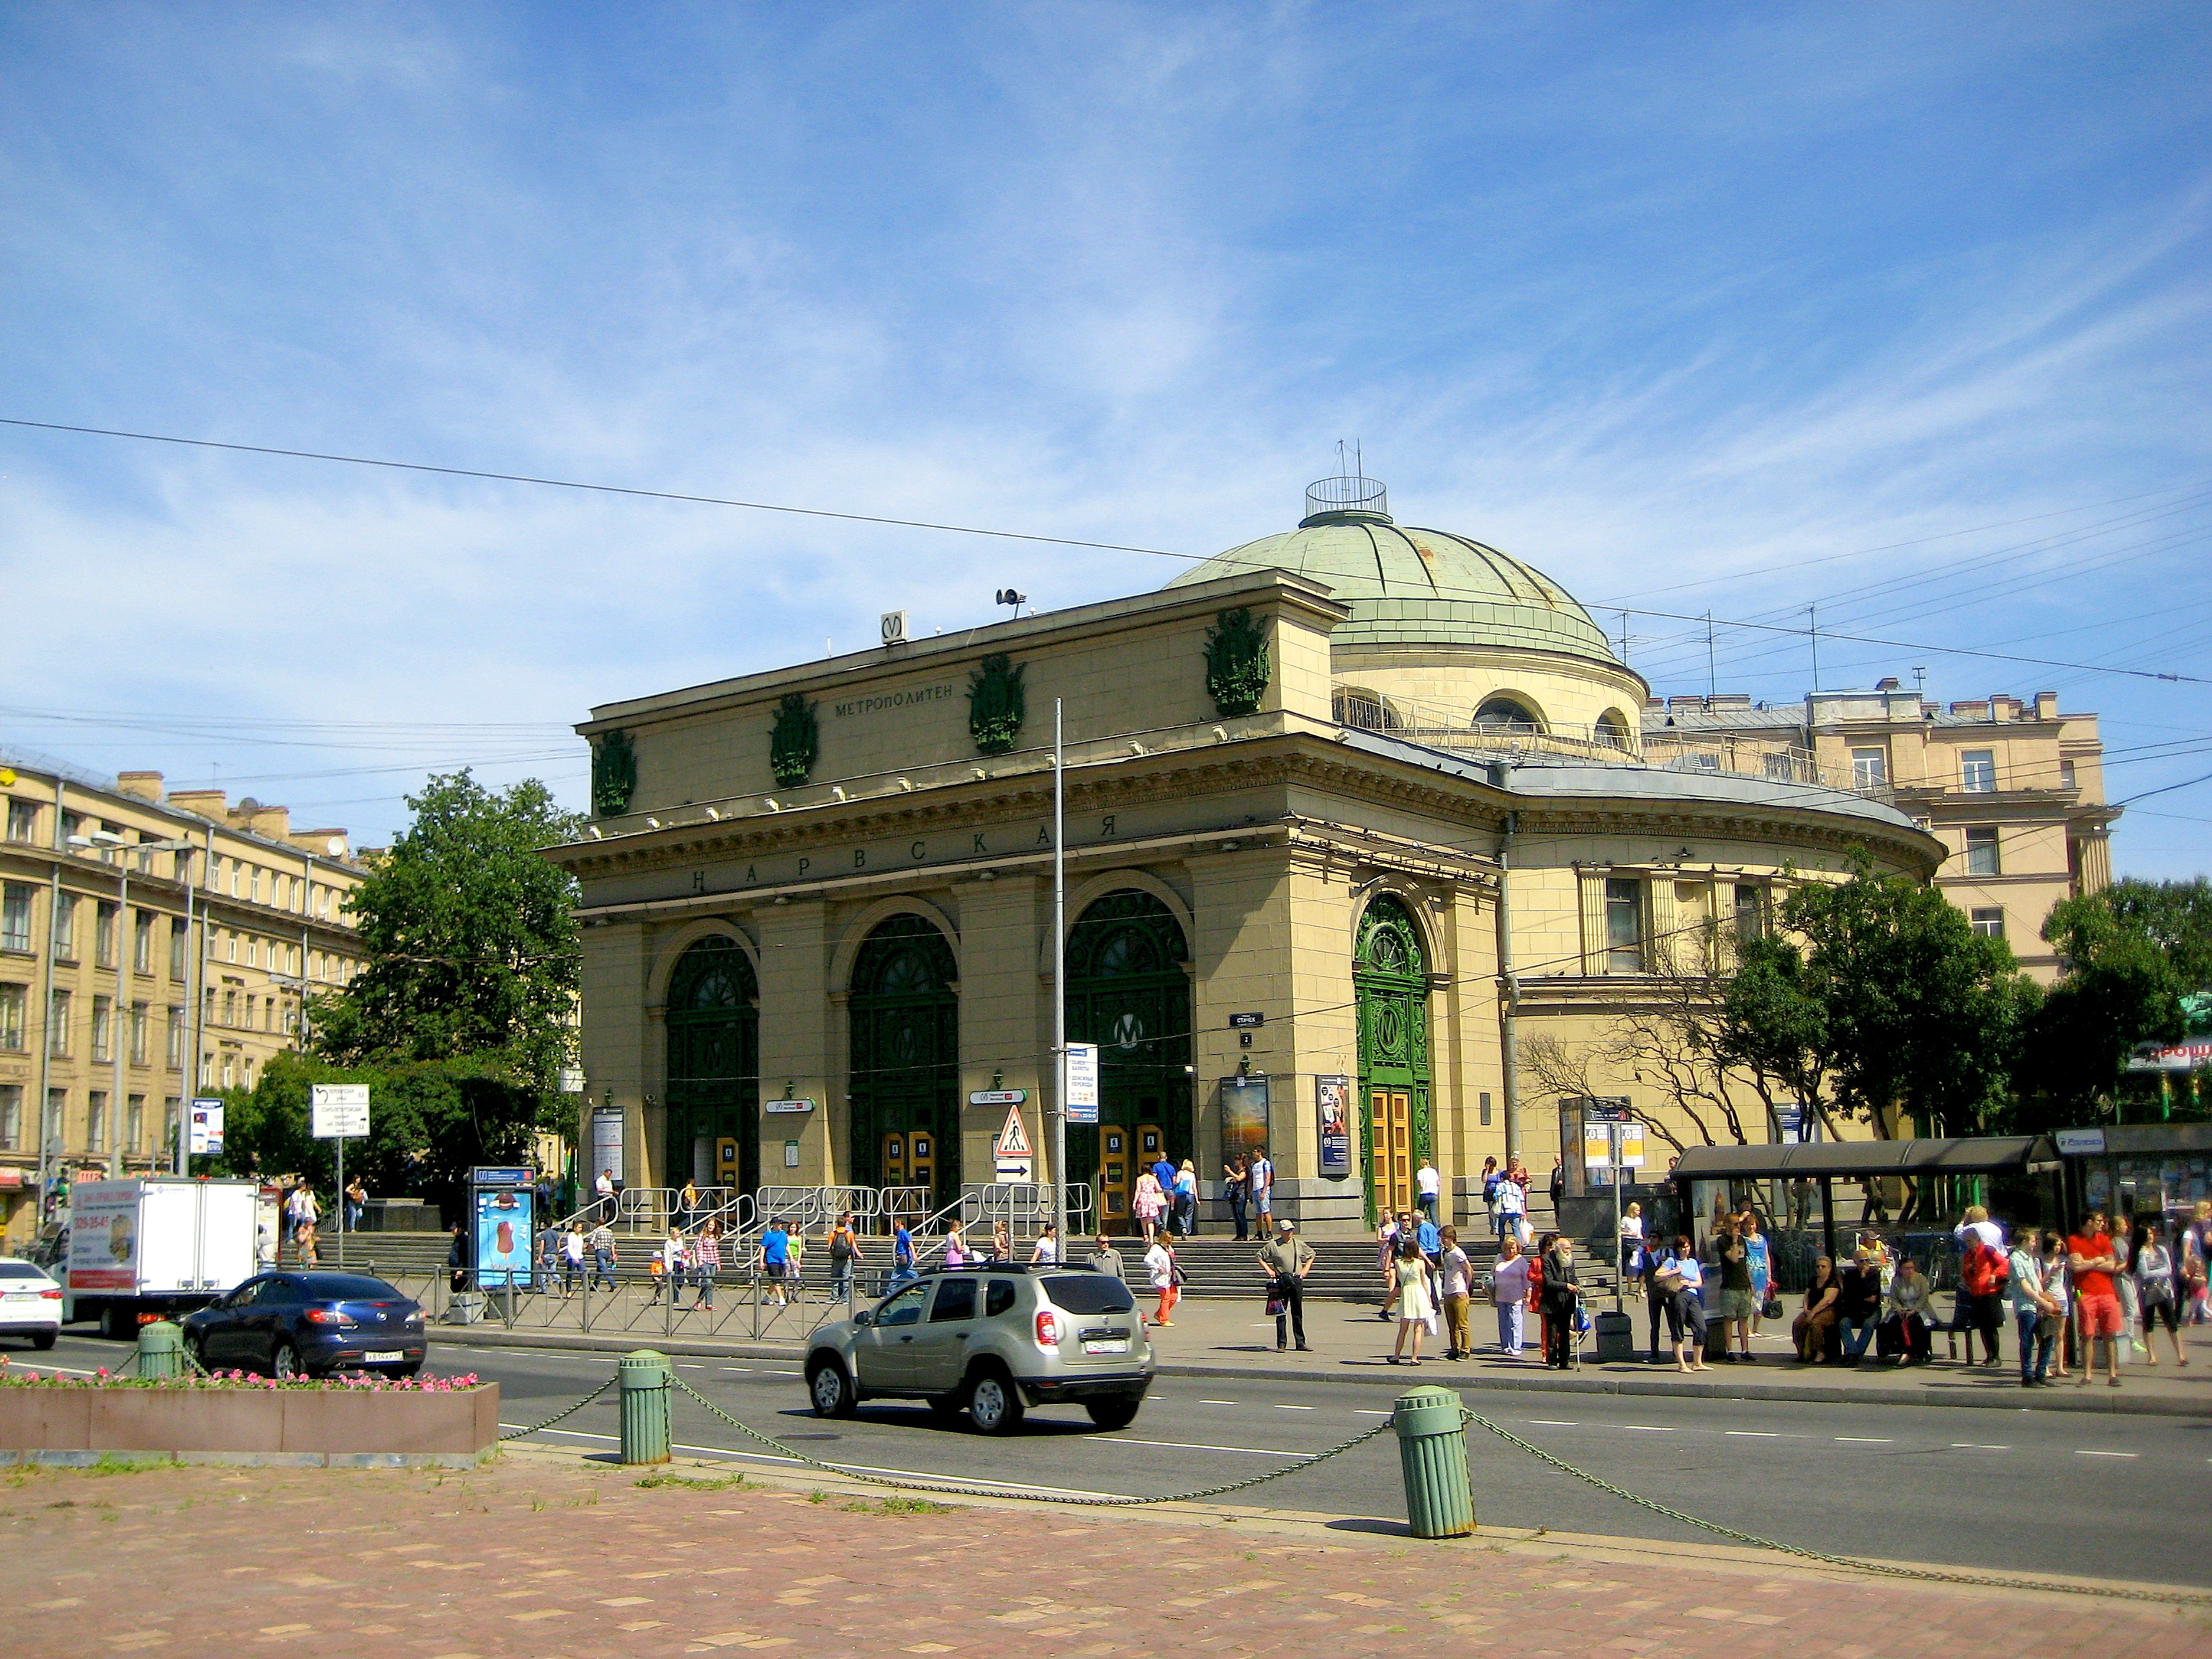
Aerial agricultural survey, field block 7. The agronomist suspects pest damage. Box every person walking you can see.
[2134,1219,2188,1367]
[446,1222,469,1294]
[1539,1233,1583,1370]
[941,1220,968,1269]
[594,1167,615,1223]
[1248,1146,1274,1231]
[1258,1216,1314,1352]
[676,1178,700,1235]
[562,1220,587,1295]
[989,1220,1013,1262]
[688,1218,721,1311]
[758,1218,792,1306]
[1657,1234,1709,1372]
[1416,1156,1442,1226]
[588,1217,618,1292]
[2009,1229,2059,1386]
[1491,1234,1532,1359]
[1223,1153,1249,1242]
[1388,1235,1437,1365]
[1088,1233,1125,1281]
[654,1226,684,1305]
[1618,1200,1645,1278]
[1493,1166,1527,1247]
[1375,1210,1405,1321]
[539,1219,564,1293]
[1172,1161,1199,1238]
[1629,1231,1669,1362]
[1029,1223,1061,1265]
[827,1211,863,1303]
[343,1175,366,1236]
[285,1182,320,1259]
[1547,1154,1565,1213]
[1132,1167,1166,1245]
[1437,1226,1473,1360]
[2068,1213,2125,1386]
[1480,1156,1501,1232]
[890,1217,917,1289]
[2182,1202,2211,1326]
[1143,1234,1178,1328]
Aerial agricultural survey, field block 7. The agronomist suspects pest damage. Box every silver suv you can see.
[805,1264,1153,1434]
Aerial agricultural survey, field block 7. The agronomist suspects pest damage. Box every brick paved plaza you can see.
[6,1446,2201,1658]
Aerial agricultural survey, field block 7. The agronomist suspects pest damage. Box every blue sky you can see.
[3,4,2208,873]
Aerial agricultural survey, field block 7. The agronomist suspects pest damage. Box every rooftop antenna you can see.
[1706,610,1717,698]
[1807,604,1820,692]
[1619,609,1631,668]
[1913,665,1927,701]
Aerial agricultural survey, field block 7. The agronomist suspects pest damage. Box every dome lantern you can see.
[1302,474,1390,527]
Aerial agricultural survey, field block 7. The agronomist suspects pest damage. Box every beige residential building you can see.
[0,754,368,1246]
[1641,683,2116,980]
[549,477,1946,1236]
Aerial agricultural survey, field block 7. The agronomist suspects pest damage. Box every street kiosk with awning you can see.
[1670,1136,2063,1266]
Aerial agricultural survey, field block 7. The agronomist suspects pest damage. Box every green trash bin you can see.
[1392,1385,1475,1539]
[619,1349,673,1465]
[135,1320,185,1380]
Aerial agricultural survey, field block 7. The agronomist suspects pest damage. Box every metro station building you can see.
[549,477,1969,1234]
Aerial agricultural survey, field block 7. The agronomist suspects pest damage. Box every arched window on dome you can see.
[1472,696,1544,736]
[1332,685,1402,732]
[1596,709,1634,751]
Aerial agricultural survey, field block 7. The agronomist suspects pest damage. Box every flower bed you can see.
[0,1362,499,1466]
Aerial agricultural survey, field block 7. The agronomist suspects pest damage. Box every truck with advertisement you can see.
[63,1177,259,1339]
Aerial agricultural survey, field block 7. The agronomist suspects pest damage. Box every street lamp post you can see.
[68,832,194,1181]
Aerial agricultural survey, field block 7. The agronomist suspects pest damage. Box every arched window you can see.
[1473,696,1543,734]
[1596,709,1634,750]
[852,914,958,997]
[1332,685,1401,732]
[665,936,760,1196]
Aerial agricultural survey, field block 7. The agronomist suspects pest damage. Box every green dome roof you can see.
[1167,483,1618,663]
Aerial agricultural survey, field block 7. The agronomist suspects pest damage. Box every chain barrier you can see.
[499,1377,617,1442]
[1460,1407,2212,1610]
[670,1375,1390,1507]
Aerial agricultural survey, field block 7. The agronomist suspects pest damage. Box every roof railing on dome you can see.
[1303,474,1389,521]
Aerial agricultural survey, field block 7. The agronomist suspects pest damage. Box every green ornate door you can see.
[848,916,961,1215]
[1354,896,1431,1226]
[665,936,760,1197]
[1065,891,1193,1234]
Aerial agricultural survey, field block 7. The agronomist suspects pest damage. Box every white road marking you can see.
[1835,1437,1892,1443]
[496,1425,1125,1497]
[1725,1431,1779,1437]
[1271,1404,1316,1411]
[720,1367,752,1373]
[1948,1444,2010,1452]
[2074,1449,2138,1458]
[1354,1409,1392,1417]
[1619,1425,1674,1432]
[1199,1399,1240,1406]
[1527,1419,1578,1426]
[1114,1437,1306,1457]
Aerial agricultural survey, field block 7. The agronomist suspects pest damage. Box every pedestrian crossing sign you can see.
[996,1104,1033,1158]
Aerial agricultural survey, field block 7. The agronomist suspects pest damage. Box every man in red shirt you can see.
[2068,1212,2124,1388]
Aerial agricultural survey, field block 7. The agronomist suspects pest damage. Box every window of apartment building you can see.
[60,811,83,845]
[91,995,113,1062]
[1964,825,2002,876]
[6,799,37,842]
[1961,750,1997,793]
[207,854,223,894]
[133,911,153,973]
[1970,907,2005,940]
[166,1006,184,1067]
[94,902,118,968]
[220,1056,235,1090]
[0,1084,19,1151]
[1,883,31,953]
[47,1087,66,1146]
[244,994,256,1031]
[0,983,22,1051]
[222,989,237,1027]
[168,917,186,980]
[126,1094,144,1153]
[163,1097,179,1153]
[225,930,237,964]
[284,1001,298,1037]
[196,1052,210,1090]
[246,935,258,968]
[243,1056,257,1087]
[129,1002,148,1065]
[53,893,78,959]
[314,889,328,920]
[48,989,71,1056]
[2060,759,2077,791]
[87,1090,107,1151]
[1851,746,1888,788]
[1734,884,1766,950]
[1605,878,1645,974]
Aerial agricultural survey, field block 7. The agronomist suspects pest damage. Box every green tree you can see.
[2020,881,2198,1125]
[310,770,580,1122]
[1720,853,2038,1140]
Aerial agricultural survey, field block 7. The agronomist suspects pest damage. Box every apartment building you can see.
[0,752,367,1246]
[1642,681,2117,980]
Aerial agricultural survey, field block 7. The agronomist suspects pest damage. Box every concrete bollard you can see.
[1392,1385,1475,1538]
[135,1320,186,1380]
[619,1349,673,1465]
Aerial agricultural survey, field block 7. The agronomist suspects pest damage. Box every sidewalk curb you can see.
[431,1327,2208,1416]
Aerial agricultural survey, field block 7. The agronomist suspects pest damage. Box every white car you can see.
[0,1257,62,1349]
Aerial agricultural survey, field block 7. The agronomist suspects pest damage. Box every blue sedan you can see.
[180,1272,428,1379]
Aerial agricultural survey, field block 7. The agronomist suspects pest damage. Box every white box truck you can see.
[63,1177,259,1340]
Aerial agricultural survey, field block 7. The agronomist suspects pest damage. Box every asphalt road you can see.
[19,1329,2210,1585]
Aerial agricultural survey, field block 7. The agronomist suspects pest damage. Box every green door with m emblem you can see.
[1355,895,1431,1226]
[1064,891,1192,1234]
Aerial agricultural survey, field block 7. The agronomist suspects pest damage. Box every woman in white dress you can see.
[1388,1236,1437,1365]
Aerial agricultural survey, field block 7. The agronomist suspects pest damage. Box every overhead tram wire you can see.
[7,415,2207,688]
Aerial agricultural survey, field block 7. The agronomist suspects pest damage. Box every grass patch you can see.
[840,1496,955,1516]
[634,1472,751,1492]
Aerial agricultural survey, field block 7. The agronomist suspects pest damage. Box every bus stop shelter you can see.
[1671,1135,2064,1264]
